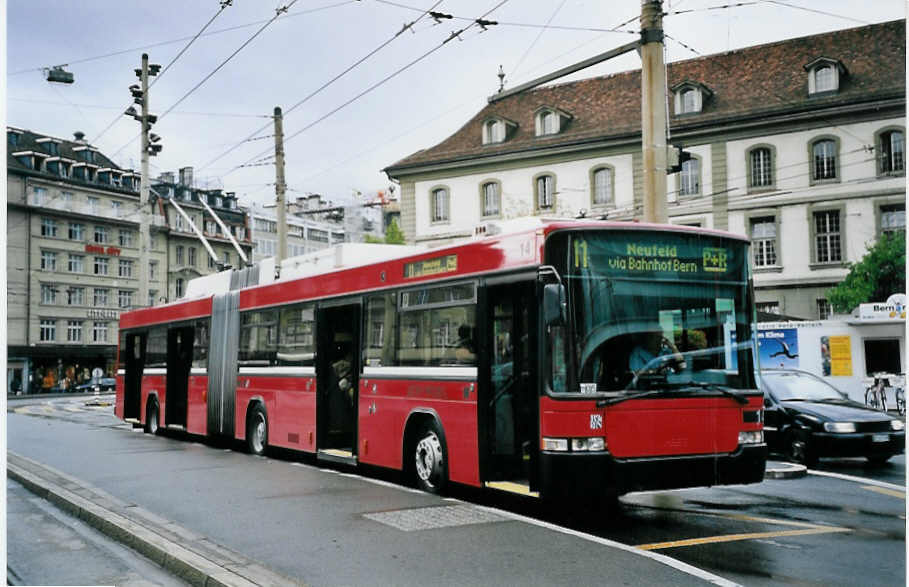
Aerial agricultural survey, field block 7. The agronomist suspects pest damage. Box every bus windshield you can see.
[547,229,757,394]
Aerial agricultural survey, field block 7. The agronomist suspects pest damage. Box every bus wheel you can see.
[413,421,446,494]
[247,404,268,456]
[144,400,159,435]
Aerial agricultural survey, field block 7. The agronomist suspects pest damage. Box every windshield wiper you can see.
[672,381,749,405]
[599,389,667,406]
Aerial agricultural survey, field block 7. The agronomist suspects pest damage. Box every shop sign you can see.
[858,294,906,321]
[84,244,121,256]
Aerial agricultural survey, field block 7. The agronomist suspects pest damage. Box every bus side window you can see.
[365,294,396,368]
[278,303,315,366]
[193,319,209,369]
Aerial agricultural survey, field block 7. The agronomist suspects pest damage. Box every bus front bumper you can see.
[540,444,767,498]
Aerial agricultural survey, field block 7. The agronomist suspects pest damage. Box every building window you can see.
[223,251,230,266]
[188,247,197,267]
[69,223,84,240]
[87,196,99,214]
[756,302,780,315]
[430,187,449,223]
[538,110,557,135]
[749,147,773,188]
[817,299,832,320]
[481,182,500,217]
[204,220,216,234]
[176,278,185,298]
[67,287,84,306]
[881,203,906,235]
[111,201,122,217]
[68,254,85,273]
[679,158,700,196]
[591,167,614,206]
[94,288,109,306]
[41,284,57,304]
[118,290,133,309]
[40,251,57,271]
[814,210,842,263]
[94,225,109,244]
[66,320,83,343]
[750,217,778,267]
[149,260,158,280]
[209,255,217,269]
[814,65,835,92]
[878,130,904,174]
[483,120,504,144]
[41,218,58,237]
[812,139,837,181]
[148,290,157,307]
[32,186,47,204]
[118,229,133,247]
[118,259,133,278]
[92,322,109,343]
[536,175,554,210]
[680,89,698,113]
[40,319,56,342]
[94,257,109,275]
[176,245,184,265]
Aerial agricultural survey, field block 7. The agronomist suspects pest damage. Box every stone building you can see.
[384,20,905,320]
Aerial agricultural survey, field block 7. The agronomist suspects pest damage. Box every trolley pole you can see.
[138,53,151,307]
[640,0,668,224]
[273,106,287,274]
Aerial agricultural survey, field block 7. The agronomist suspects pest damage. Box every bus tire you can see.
[413,421,447,494]
[246,404,268,456]
[144,399,159,435]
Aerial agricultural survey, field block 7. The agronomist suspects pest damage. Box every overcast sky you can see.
[6,1,905,208]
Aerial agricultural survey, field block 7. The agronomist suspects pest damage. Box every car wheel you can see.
[413,421,447,494]
[246,404,268,456]
[144,400,159,435]
[786,430,816,466]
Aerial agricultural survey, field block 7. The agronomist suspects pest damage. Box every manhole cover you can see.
[364,505,507,531]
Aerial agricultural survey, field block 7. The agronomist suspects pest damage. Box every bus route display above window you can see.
[575,236,737,278]
[404,254,457,279]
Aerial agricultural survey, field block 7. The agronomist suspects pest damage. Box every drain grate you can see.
[364,505,507,531]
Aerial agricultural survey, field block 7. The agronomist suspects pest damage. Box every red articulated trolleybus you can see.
[116,219,766,502]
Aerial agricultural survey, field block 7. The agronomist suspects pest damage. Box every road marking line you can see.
[636,526,852,550]
[808,469,904,492]
[861,485,906,499]
[721,513,835,529]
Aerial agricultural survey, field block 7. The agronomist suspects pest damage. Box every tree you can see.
[827,231,905,313]
[362,218,406,245]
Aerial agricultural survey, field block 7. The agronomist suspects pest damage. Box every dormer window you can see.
[672,81,712,115]
[804,57,846,95]
[482,116,515,145]
[7,129,22,146]
[74,146,96,164]
[534,107,571,137]
[36,137,61,156]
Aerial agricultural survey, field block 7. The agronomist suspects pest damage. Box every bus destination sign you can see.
[603,243,728,275]
[404,254,458,279]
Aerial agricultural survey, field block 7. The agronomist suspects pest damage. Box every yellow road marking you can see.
[485,481,540,498]
[637,526,851,551]
[721,513,832,529]
[861,485,906,499]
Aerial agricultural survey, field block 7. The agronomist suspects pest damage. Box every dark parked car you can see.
[74,377,117,393]
[761,369,905,465]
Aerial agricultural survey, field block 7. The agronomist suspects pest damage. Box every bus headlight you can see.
[738,430,763,444]
[571,437,606,452]
[543,437,569,451]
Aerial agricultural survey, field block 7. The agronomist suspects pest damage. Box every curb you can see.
[764,461,807,479]
[7,451,302,587]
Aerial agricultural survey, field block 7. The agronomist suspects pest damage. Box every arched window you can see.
[481,181,500,217]
[541,110,556,135]
[680,89,698,113]
[592,167,614,205]
[749,147,773,188]
[430,187,449,223]
[679,158,700,196]
[879,130,904,174]
[812,139,837,180]
[536,175,554,210]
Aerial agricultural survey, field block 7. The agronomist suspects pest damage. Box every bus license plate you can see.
[872,434,889,443]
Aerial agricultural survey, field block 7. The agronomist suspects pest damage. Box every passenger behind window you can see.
[454,324,476,363]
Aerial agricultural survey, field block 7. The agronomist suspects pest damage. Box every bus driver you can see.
[629,331,684,375]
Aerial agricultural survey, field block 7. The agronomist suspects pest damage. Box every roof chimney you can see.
[73,131,87,144]
[158,171,175,184]
[178,166,194,187]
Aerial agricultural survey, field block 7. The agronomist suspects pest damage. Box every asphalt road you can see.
[7,394,907,586]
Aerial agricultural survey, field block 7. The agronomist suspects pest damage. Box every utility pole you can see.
[640,0,668,224]
[273,106,287,274]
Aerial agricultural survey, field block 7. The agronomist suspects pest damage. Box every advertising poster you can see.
[758,328,799,369]
[825,335,853,376]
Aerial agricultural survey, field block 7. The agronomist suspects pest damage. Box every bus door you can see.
[165,324,194,429]
[315,302,361,461]
[481,279,539,491]
[123,331,147,421]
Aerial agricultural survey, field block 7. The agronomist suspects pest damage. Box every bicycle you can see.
[864,374,889,411]
[889,374,906,416]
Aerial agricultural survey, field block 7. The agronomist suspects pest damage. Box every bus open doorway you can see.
[482,280,539,496]
[316,303,361,463]
[164,325,193,429]
[123,332,146,422]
